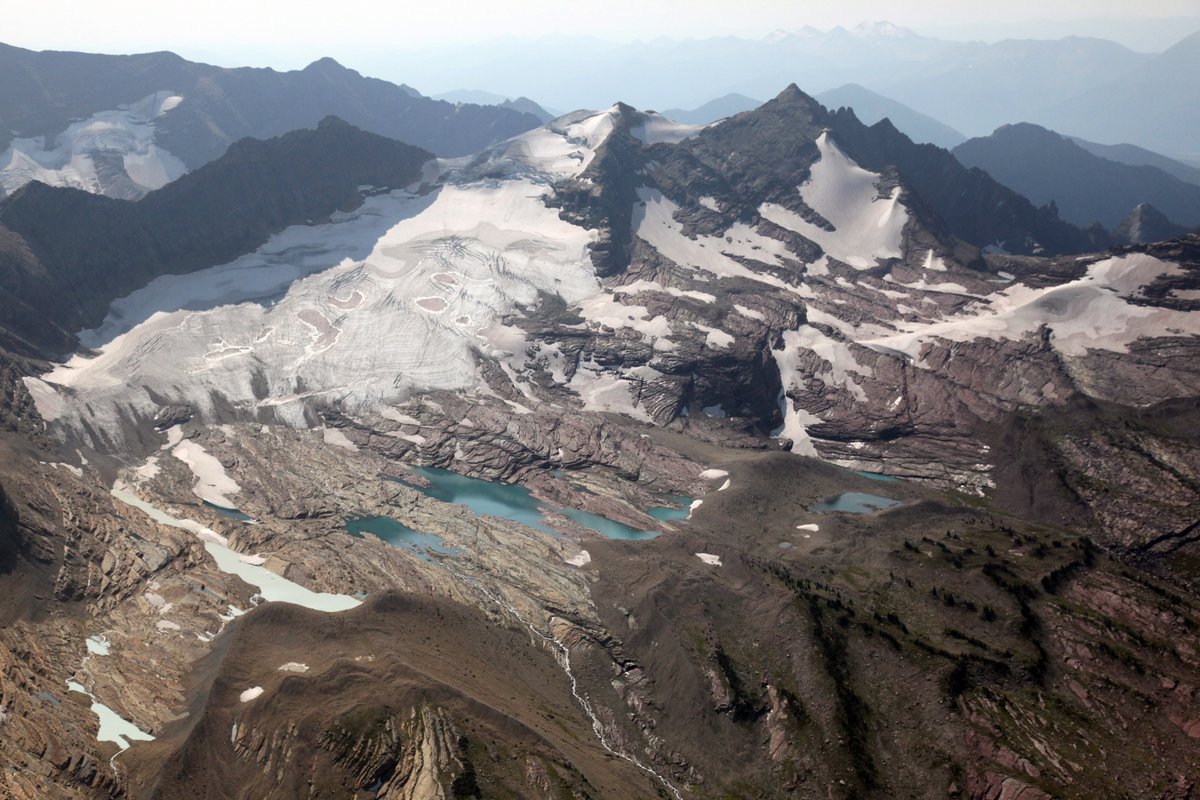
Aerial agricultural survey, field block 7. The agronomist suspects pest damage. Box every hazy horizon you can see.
[4,3,1198,150]
[4,1,1199,69]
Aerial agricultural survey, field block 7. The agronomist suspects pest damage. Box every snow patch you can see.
[86,635,111,656]
[734,304,766,321]
[66,681,155,752]
[759,132,907,271]
[239,686,264,703]
[695,553,723,566]
[690,322,735,349]
[322,427,358,452]
[922,250,948,272]
[21,377,64,422]
[863,254,1200,359]
[134,456,161,482]
[613,279,716,304]
[776,324,871,402]
[634,189,801,293]
[565,549,592,567]
[884,274,976,296]
[172,440,241,508]
[568,360,653,422]
[579,292,674,346]
[379,408,423,425]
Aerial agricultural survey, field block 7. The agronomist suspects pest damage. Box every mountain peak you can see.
[992,121,1060,139]
[773,83,823,107]
[316,114,352,131]
[303,56,349,73]
[765,85,830,126]
[1115,201,1186,244]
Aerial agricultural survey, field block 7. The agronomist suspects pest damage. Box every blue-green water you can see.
[396,467,662,540]
[812,492,901,514]
[851,470,900,483]
[202,501,254,522]
[560,508,657,541]
[346,516,463,560]
[647,494,692,522]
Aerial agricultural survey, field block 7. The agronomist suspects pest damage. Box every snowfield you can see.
[20,106,1200,457]
[759,132,907,272]
[29,154,605,440]
[1,91,186,199]
[861,253,1200,359]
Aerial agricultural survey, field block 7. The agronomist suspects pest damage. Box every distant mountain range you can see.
[434,89,556,121]
[4,37,1195,252]
[1069,138,1200,186]
[816,84,965,148]
[953,123,1200,230]
[368,22,1199,160]
[0,42,541,198]
[661,94,762,124]
[1037,30,1200,163]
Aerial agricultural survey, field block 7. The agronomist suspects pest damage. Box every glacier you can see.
[1,91,186,199]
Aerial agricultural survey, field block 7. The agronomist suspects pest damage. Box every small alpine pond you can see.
[812,492,901,514]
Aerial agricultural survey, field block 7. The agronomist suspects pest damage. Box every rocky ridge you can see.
[0,42,541,199]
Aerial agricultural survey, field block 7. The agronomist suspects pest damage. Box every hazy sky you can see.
[5,0,1199,64]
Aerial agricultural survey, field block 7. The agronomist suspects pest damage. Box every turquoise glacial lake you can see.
[393,467,673,541]
[851,470,901,483]
[345,516,463,561]
[812,492,902,514]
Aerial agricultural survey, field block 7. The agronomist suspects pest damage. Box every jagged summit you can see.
[650,84,1098,256]
[1115,202,1187,243]
[816,84,967,148]
[771,83,827,111]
